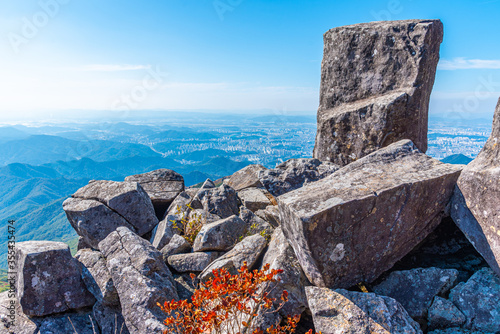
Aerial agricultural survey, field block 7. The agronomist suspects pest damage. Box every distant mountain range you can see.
[440,154,473,165]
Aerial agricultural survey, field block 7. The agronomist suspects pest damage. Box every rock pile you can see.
[2,19,499,334]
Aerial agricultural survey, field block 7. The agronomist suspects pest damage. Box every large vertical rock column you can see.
[313,19,443,166]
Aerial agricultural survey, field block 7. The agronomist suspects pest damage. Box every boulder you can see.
[255,205,281,227]
[173,273,197,301]
[75,249,119,306]
[313,19,443,166]
[15,241,95,317]
[188,208,221,225]
[451,98,500,276]
[167,252,221,273]
[279,140,463,288]
[238,187,273,212]
[239,207,274,237]
[160,234,192,260]
[372,267,458,320]
[259,158,339,196]
[125,169,184,219]
[428,296,466,330]
[305,287,422,334]
[449,267,500,333]
[77,236,91,250]
[98,227,178,334]
[193,215,247,252]
[227,164,267,191]
[199,234,267,281]
[93,302,129,334]
[195,184,240,219]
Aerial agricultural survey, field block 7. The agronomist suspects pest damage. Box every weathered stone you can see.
[125,169,184,220]
[239,207,273,237]
[63,198,136,249]
[451,98,500,276]
[195,184,240,219]
[0,291,38,334]
[306,287,422,334]
[93,302,129,334]
[38,311,97,334]
[449,267,500,333]
[238,187,272,212]
[428,296,466,330]
[99,227,178,334]
[75,249,119,306]
[167,252,221,273]
[427,329,488,334]
[15,241,95,317]
[77,236,91,251]
[160,234,192,260]
[313,19,443,165]
[200,234,267,281]
[373,267,458,320]
[193,215,247,252]
[188,208,221,225]
[200,178,216,189]
[280,140,463,288]
[259,158,339,196]
[255,205,281,227]
[69,180,158,236]
[173,273,197,301]
[227,164,267,191]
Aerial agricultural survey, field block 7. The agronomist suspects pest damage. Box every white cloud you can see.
[78,64,152,72]
[438,58,500,70]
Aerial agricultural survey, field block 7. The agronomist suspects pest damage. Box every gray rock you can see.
[199,234,267,282]
[279,140,463,288]
[173,273,197,301]
[259,158,339,196]
[160,234,192,260]
[193,215,247,252]
[306,287,422,334]
[428,328,490,334]
[15,241,95,317]
[167,252,221,273]
[188,208,221,225]
[428,296,466,330]
[449,267,500,333]
[255,205,281,227]
[451,98,500,277]
[0,291,38,334]
[63,198,136,249]
[98,227,178,334]
[238,187,272,212]
[227,164,267,191]
[200,178,216,189]
[77,236,91,251]
[75,249,119,306]
[38,312,97,334]
[313,19,443,166]
[195,184,240,219]
[239,207,274,237]
[93,302,129,334]
[373,267,458,320]
[125,169,184,220]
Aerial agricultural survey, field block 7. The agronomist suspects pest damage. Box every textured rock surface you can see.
[239,207,274,236]
[227,164,267,191]
[428,296,466,330]
[15,241,95,317]
[256,205,281,227]
[75,249,119,306]
[259,158,339,196]
[449,267,500,333]
[200,234,267,281]
[160,234,192,260]
[313,19,443,165]
[238,187,272,212]
[193,215,247,252]
[306,287,422,334]
[195,184,240,219]
[99,227,178,334]
[167,252,221,273]
[280,140,463,288]
[125,169,184,219]
[373,267,458,320]
[451,98,500,276]
[93,302,129,334]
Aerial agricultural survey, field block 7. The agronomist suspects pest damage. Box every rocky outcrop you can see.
[15,241,95,317]
[313,19,443,166]
[451,98,500,276]
[227,164,267,191]
[160,234,191,260]
[167,252,221,273]
[306,287,422,333]
[125,169,184,219]
[238,187,272,212]
[280,140,463,288]
[193,184,240,218]
[98,227,178,334]
[259,158,339,196]
[192,215,247,252]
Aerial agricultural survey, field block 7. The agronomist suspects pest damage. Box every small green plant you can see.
[170,204,203,245]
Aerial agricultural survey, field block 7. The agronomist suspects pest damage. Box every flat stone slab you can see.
[280,140,463,288]
[227,164,267,191]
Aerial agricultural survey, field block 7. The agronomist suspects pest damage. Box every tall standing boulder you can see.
[313,19,443,166]
[125,169,184,220]
[451,98,500,276]
[280,140,463,288]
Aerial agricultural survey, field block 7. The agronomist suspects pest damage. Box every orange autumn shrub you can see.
[158,262,317,334]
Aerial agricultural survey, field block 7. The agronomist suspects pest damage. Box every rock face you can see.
[238,187,272,212]
[306,287,422,334]
[313,19,443,166]
[193,215,247,252]
[449,267,500,333]
[280,140,463,288]
[451,98,500,276]
[428,296,466,330]
[227,164,267,191]
[98,227,178,334]
[15,241,95,317]
[167,252,221,273]
[259,158,339,196]
[194,184,240,219]
[160,234,192,260]
[125,169,184,219]
[93,302,130,334]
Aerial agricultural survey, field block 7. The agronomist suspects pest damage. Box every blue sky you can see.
[1,0,499,120]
